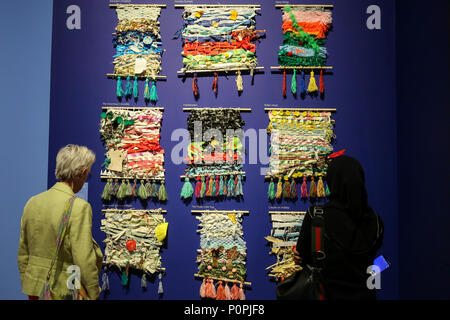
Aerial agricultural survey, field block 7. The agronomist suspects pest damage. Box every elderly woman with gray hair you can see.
[18,144,103,300]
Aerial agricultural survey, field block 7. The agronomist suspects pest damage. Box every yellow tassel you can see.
[307,71,318,93]
[317,177,325,198]
[275,177,283,199]
[236,70,243,92]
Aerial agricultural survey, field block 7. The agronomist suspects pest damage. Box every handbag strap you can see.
[310,205,326,268]
[45,196,76,282]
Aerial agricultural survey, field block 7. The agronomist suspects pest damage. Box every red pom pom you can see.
[126,239,136,251]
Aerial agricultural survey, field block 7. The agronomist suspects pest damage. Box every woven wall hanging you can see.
[272,5,333,98]
[174,4,265,96]
[265,211,305,281]
[100,208,167,293]
[192,210,250,300]
[100,107,167,202]
[109,4,166,102]
[265,108,336,202]
[180,108,248,201]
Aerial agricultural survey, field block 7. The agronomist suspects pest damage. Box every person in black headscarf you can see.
[293,155,384,300]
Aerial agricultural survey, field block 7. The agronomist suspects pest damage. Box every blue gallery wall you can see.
[47,0,398,300]
[0,0,53,299]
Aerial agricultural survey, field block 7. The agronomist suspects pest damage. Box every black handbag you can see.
[276,205,327,300]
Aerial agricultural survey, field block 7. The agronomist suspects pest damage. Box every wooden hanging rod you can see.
[109,4,167,8]
[181,171,246,179]
[101,175,165,181]
[194,274,251,286]
[264,107,336,112]
[269,211,306,215]
[102,208,167,213]
[178,67,264,74]
[101,106,164,110]
[191,209,249,214]
[271,66,333,70]
[275,4,334,8]
[183,107,251,111]
[175,4,260,8]
[107,73,167,80]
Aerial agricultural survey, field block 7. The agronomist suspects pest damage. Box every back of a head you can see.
[55,144,95,182]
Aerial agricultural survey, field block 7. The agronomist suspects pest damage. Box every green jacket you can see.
[18,182,103,299]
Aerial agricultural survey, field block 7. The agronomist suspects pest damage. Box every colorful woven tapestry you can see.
[100,208,167,291]
[265,213,304,280]
[278,5,333,96]
[175,5,264,95]
[195,211,247,300]
[100,108,167,202]
[112,5,164,102]
[180,109,245,201]
[266,109,335,201]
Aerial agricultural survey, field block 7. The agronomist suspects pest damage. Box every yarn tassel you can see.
[290,178,297,199]
[219,175,224,196]
[116,76,123,98]
[309,177,317,198]
[117,180,127,200]
[282,177,291,199]
[282,67,286,97]
[101,267,109,292]
[268,178,275,200]
[317,177,325,198]
[207,176,214,197]
[151,181,159,198]
[325,180,331,197]
[235,175,243,197]
[132,179,137,197]
[125,75,132,97]
[200,176,206,198]
[158,181,168,201]
[150,81,158,102]
[231,283,240,300]
[224,282,231,300]
[223,176,228,196]
[239,283,246,300]
[215,175,220,197]
[141,273,147,289]
[300,70,306,95]
[158,273,164,295]
[291,68,297,95]
[121,263,129,286]
[205,279,216,299]
[300,177,308,199]
[216,281,226,300]
[138,180,149,200]
[193,73,199,97]
[236,70,243,92]
[144,77,150,101]
[194,176,202,198]
[319,69,324,94]
[275,177,283,199]
[212,72,218,94]
[200,279,206,298]
[102,179,112,201]
[126,180,132,197]
[227,175,233,197]
[307,71,318,93]
[181,177,194,199]
[133,76,139,99]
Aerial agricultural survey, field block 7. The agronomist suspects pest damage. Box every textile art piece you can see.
[276,5,333,97]
[194,210,248,300]
[100,208,167,291]
[100,107,167,202]
[111,4,165,102]
[265,212,304,280]
[180,108,246,201]
[266,109,335,201]
[174,5,265,96]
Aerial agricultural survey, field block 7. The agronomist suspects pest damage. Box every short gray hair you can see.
[55,144,96,182]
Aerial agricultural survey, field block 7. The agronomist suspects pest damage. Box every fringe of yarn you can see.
[236,70,243,92]
[133,76,139,99]
[291,68,297,94]
[307,71,318,93]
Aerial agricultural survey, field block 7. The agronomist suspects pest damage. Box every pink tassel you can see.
[300,176,308,199]
[239,283,246,300]
[215,281,226,300]
[210,279,216,298]
[231,283,240,300]
[200,279,206,298]
[224,282,231,300]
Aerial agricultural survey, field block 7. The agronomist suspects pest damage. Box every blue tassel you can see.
[144,77,150,101]
[300,70,306,95]
[235,175,243,196]
[133,76,139,99]
[116,76,124,98]
[125,75,132,97]
[150,81,158,102]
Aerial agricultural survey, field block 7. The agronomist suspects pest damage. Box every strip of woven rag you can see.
[100,109,164,179]
[100,210,166,274]
[266,111,334,178]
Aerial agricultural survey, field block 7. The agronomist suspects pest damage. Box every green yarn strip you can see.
[116,76,123,98]
[268,178,275,200]
[102,179,112,201]
[133,76,139,99]
[150,81,158,102]
[158,182,168,201]
[291,68,297,94]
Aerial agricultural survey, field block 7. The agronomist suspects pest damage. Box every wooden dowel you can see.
[275,4,334,8]
[194,274,252,286]
[101,175,165,181]
[102,209,167,213]
[264,107,336,112]
[183,107,251,111]
[191,210,249,214]
[110,4,167,8]
[271,66,333,70]
[269,211,306,215]
[175,4,260,8]
[181,171,246,178]
[178,67,264,74]
[101,106,165,110]
[107,73,167,79]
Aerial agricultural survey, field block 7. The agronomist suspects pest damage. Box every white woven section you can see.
[116,6,161,21]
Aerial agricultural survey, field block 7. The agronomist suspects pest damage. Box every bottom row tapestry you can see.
[100,208,168,294]
[194,210,249,300]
